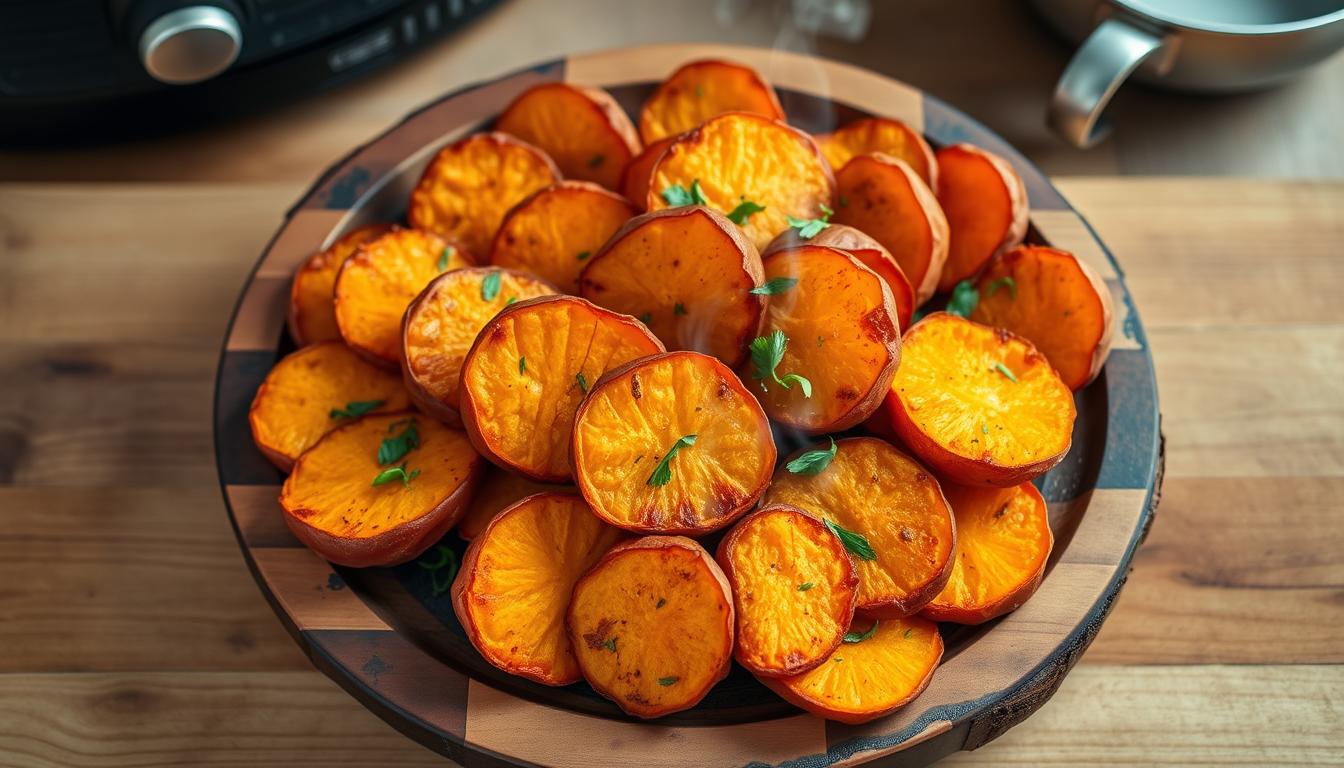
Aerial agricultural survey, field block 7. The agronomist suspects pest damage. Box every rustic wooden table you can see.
[2,1,1341,765]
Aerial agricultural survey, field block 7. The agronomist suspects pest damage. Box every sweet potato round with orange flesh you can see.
[971,245,1115,390]
[288,223,393,347]
[619,135,677,210]
[752,245,900,433]
[333,227,471,368]
[456,465,564,541]
[459,296,665,482]
[579,207,765,367]
[249,341,410,472]
[566,536,734,719]
[832,153,948,305]
[571,351,775,535]
[495,83,640,189]
[922,482,1053,624]
[648,112,834,251]
[763,223,915,332]
[452,492,625,686]
[817,117,938,191]
[934,143,1028,292]
[401,267,557,427]
[409,132,561,256]
[638,59,785,144]
[887,313,1075,487]
[763,437,955,619]
[758,615,942,725]
[488,181,635,294]
[280,412,482,567]
[715,505,858,677]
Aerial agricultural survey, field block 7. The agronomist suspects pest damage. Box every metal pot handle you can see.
[1047,17,1166,148]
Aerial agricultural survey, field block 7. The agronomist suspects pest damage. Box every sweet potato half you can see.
[885,313,1075,487]
[280,412,483,567]
[579,206,765,367]
[715,505,858,677]
[489,181,636,293]
[401,267,557,426]
[971,245,1114,390]
[409,132,560,256]
[288,223,392,347]
[751,245,900,433]
[764,437,955,618]
[817,117,938,191]
[495,82,640,189]
[832,153,948,305]
[571,351,775,535]
[935,143,1028,292]
[566,536,734,719]
[453,492,625,685]
[638,58,785,144]
[620,135,677,210]
[459,295,665,482]
[249,341,410,471]
[455,465,564,541]
[922,482,1053,624]
[648,112,834,251]
[333,227,471,368]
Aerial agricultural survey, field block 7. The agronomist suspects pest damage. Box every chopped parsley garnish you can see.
[986,276,1018,299]
[372,464,420,488]
[727,200,766,225]
[576,371,589,393]
[786,438,836,476]
[661,179,707,207]
[903,628,913,639]
[519,356,527,374]
[329,399,385,420]
[576,250,591,261]
[825,518,877,561]
[647,434,697,487]
[797,582,815,592]
[993,362,1019,382]
[657,676,679,686]
[418,545,458,596]
[748,277,799,296]
[786,202,833,239]
[436,246,455,272]
[637,312,653,325]
[480,270,502,302]
[603,637,617,652]
[844,621,879,644]
[377,419,420,465]
[946,279,979,317]
[748,330,813,396]
[505,296,518,306]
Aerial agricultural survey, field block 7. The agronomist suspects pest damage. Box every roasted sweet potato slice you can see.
[453,492,625,685]
[495,83,640,189]
[817,117,938,190]
[971,245,1114,390]
[571,351,775,535]
[249,341,410,471]
[620,135,677,210]
[764,437,955,618]
[759,615,942,724]
[715,505,857,676]
[459,295,665,481]
[402,267,557,426]
[456,465,563,541]
[935,143,1028,292]
[763,223,915,332]
[832,153,948,305]
[409,132,561,256]
[886,313,1075,487]
[922,482,1053,624]
[579,207,765,367]
[333,227,471,367]
[638,59,785,144]
[288,223,393,347]
[489,181,635,294]
[750,245,899,433]
[566,536,734,719]
[648,112,834,251]
[280,412,482,567]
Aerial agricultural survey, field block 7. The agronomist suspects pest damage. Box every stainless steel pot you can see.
[1030,0,1344,147]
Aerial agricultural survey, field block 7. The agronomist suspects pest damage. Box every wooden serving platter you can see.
[212,43,1162,767]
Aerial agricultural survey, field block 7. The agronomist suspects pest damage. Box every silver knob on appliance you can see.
[138,5,243,85]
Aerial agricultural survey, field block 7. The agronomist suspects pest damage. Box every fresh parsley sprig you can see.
[748,277,798,296]
[418,544,458,596]
[786,203,834,239]
[377,419,420,465]
[786,438,836,475]
[661,179,707,207]
[480,270,502,302]
[843,621,879,644]
[825,518,877,561]
[727,199,766,225]
[946,279,979,317]
[647,434,697,487]
[748,330,812,396]
[372,463,420,488]
[329,399,385,419]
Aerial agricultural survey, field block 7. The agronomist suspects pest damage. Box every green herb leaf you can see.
[787,438,836,475]
[657,676,679,686]
[603,637,617,652]
[825,518,877,561]
[748,330,812,396]
[519,356,527,374]
[985,276,1017,299]
[418,544,458,596]
[377,419,420,465]
[437,246,455,272]
[576,371,589,393]
[673,302,687,316]
[993,362,1019,382]
[780,373,813,398]
[748,277,799,296]
[727,200,766,225]
[638,312,653,325]
[661,179,708,207]
[844,621,879,644]
[329,399,385,419]
[480,271,502,302]
[505,296,518,306]
[786,203,834,239]
[946,279,979,317]
[371,464,420,488]
[588,154,605,168]
[797,582,815,592]
[647,434,697,487]
[903,628,913,639]
[576,250,591,261]
[911,307,928,324]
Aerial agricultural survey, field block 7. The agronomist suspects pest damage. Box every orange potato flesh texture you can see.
[971,245,1114,391]
[409,132,561,256]
[620,135,677,210]
[249,342,410,470]
[638,59,785,144]
[455,492,624,685]
[334,228,471,367]
[934,143,1028,292]
[761,615,942,724]
[890,313,1075,486]
[567,537,734,718]
[403,267,556,421]
[763,437,954,618]
[818,118,938,190]
[489,182,635,293]
[755,246,900,433]
[571,352,775,534]
[289,223,393,346]
[461,296,664,481]
[648,112,834,252]
[763,224,915,333]
[495,83,640,189]
[456,464,563,541]
[579,207,764,368]
[923,482,1052,624]
[832,153,948,305]
[718,506,857,676]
